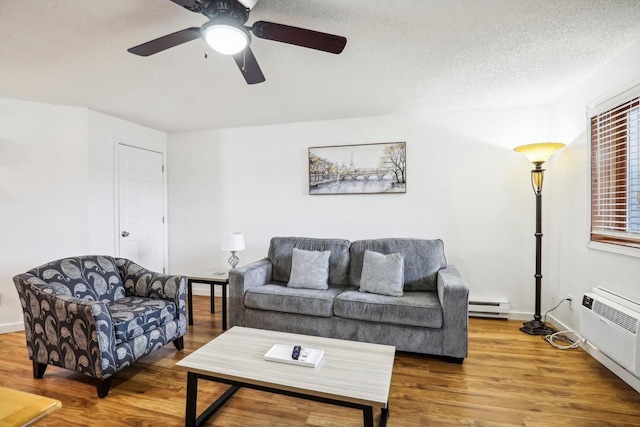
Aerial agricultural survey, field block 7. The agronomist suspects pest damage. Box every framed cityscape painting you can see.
[309,142,406,195]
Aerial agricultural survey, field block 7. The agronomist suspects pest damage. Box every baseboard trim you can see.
[0,322,24,334]
[548,314,640,393]
[507,311,532,321]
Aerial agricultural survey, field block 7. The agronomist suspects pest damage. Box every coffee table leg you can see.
[379,406,389,427]
[363,405,389,427]
[363,407,374,427]
[185,372,198,427]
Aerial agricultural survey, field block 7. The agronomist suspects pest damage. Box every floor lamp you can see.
[514,142,565,335]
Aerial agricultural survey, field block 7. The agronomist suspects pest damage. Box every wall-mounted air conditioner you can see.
[580,288,640,377]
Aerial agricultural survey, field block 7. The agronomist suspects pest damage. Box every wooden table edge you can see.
[175,361,389,409]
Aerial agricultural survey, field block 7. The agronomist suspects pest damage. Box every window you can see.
[590,92,640,248]
[629,107,640,233]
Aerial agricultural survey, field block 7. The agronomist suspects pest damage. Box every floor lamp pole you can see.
[535,188,542,323]
[513,142,565,335]
[520,165,553,335]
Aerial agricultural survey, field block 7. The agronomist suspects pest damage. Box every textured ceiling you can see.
[1,0,640,133]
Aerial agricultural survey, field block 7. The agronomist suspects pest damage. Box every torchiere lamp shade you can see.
[514,142,565,166]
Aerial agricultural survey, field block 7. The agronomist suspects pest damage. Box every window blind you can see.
[590,95,640,247]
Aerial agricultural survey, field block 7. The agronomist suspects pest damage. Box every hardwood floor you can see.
[1,296,640,426]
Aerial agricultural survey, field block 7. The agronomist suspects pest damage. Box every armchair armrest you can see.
[229,258,273,327]
[115,258,187,325]
[437,265,469,359]
[13,273,119,378]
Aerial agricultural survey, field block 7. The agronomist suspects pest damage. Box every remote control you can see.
[291,345,301,360]
[300,348,311,361]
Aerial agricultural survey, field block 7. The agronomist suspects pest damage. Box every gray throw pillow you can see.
[287,248,331,290]
[359,250,405,296]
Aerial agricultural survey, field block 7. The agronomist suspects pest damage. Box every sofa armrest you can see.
[437,265,469,359]
[115,258,187,326]
[13,273,119,378]
[229,258,273,327]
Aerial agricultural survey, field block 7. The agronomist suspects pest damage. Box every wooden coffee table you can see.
[176,327,395,427]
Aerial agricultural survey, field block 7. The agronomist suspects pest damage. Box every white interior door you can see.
[118,144,165,272]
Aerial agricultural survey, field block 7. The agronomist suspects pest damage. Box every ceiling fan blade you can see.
[128,28,201,56]
[168,0,202,12]
[232,46,265,84]
[251,21,346,54]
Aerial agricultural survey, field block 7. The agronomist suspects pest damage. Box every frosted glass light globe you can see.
[203,24,249,55]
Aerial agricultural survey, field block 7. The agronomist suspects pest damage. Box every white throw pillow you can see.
[287,248,331,290]
[359,250,405,297]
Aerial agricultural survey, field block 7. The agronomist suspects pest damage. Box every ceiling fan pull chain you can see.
[242,48,247,72]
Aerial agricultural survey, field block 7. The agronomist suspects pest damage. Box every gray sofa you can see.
[229,237,469,361]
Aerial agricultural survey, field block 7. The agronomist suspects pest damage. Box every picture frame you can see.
[308,142,406,195]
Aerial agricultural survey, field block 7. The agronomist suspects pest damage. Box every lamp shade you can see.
[222,233,245,251]
[514,142,565,165]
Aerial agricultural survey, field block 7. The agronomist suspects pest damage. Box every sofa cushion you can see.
[109,296,176,344]
[359,250,404,297]
[245,283,345,317]
[28,256,126,303]
[334,287,443,328]
[350,239,447,292]
[288,248,330,290]
[268,237,351,286]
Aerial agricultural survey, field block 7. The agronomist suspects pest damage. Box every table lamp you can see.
[222,233,245,269]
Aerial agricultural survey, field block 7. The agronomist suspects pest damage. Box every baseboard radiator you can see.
[581,287,640,377]
[468,299,510,319]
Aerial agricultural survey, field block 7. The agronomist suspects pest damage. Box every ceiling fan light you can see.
[203,24,249,55]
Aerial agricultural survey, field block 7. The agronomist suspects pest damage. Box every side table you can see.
[187,271,230,330]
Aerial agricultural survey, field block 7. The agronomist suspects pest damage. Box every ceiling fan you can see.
[127,0,347,85]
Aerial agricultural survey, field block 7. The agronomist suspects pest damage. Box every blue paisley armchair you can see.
[13,256,187,398]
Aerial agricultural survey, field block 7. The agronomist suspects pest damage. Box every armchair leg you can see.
[32,361,47,379]
[173,336,184,350]
[97,377,112,398]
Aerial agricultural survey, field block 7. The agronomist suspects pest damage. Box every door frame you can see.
[114,140,168,273]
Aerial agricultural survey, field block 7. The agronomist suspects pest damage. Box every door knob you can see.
[121,231,130,237]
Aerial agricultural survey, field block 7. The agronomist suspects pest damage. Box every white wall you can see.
[0,98,89,332]
[0,100,167,333]
[168,106,553,315]
[5,40,638,336]
[168,40,640,325]
[547,40,640,331]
